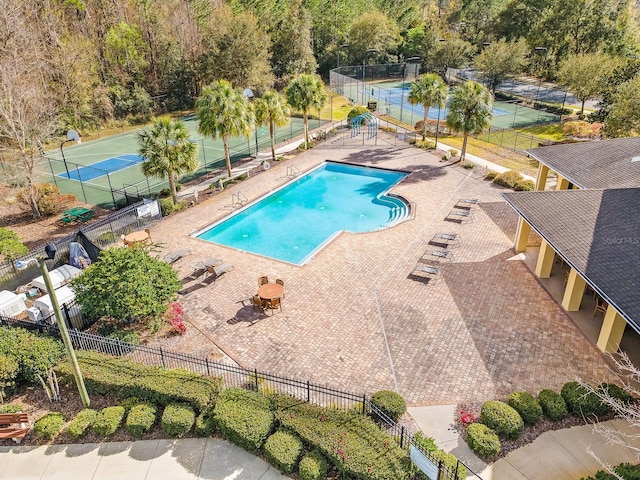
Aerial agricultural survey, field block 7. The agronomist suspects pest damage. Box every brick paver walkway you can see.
[151,132,614,405]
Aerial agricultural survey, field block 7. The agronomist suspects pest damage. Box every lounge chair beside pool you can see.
[190,257,223,279]
[203,263,234,284]
[164,248,190,264]
[412,264,444,284]
[430,233,462,248]
[455,198,479,209]
[423,249,454,262]
[446,209,474,222]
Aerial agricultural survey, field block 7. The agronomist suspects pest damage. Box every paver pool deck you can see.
[151,132,615,405]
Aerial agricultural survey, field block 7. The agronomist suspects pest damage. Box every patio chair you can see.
[430,233,462,248]
[266,296,282,314]
[422,249,454,262]
[258,276,269,286]
[204,263,234,283]
[593,297,608,316]
[252,295,266,312]
[275,278,285,298]
[164,248,191,264]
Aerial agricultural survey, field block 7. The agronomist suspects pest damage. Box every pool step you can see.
[382,195,411,228]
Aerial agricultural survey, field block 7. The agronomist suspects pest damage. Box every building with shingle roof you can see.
[503,138,640,354]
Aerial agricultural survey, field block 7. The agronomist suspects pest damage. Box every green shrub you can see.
[347,106,370,123]
[412,431,437,453]
[93,406,125,436]
[264,430,303,473]
[162,402,195,438]
[56,351,222,411]
[538,389,568,421]
[34,412,66,440]
[462,162,475,169]
[485,171,498,180]
[0,327,65,384]
[214,387,274,453]
[514,180,535,191]
[432,450,466,479]
[97,231,118,245]
[299,450,329,480]
[97,325,141,345]
[159,197,176,216]
[598,383,634,407]
[120,397,142,411]
[467,423,500,457]
[0,404,23,413]
[0,353,18,400]
[480,400,524,439]
[582,462,640,480]
[492,170,524,188]
[371,390,407,422]
[66,409,97,439]
[275,396,410,480]
[508,392,543,425]
[561,382,608,417]
[126,402,157,437]
[195,409,216,437]
[416,139,436,149]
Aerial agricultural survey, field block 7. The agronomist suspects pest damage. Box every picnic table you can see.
[59,207,94,225]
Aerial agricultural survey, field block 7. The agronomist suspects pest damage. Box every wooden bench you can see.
[0,413,30,443]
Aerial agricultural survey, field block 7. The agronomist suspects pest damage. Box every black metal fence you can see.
[0,199,162,292]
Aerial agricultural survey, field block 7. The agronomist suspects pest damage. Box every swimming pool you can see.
[194,162,409,265]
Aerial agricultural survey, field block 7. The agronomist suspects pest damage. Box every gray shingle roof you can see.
[503,188,640,332]
[526,137,640,189]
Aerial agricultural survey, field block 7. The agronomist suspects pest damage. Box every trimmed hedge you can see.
[538,389,568,421]
[582,462,640,480]
[275,396,411,480]
[67,409,98,439]
[0,327,65,384]
[598,383,634,407]
[371,390,407,422]
[162,402,195,438]
[214,388,274,453]
[93,406,126,436]
[480,401,524,439]
[264,430,303,473]
[514,180,535,191]
[34,412,66,441]
[299,450,329,480]
[56,351,222,411]
[195,409,216,437]
[508,392,543,425]
[561,382,607,417]
[126,402,157,437]
[467,423,500,458]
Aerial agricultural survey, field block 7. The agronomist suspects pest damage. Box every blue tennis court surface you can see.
[59,154,144,181]
[374,87,510,118]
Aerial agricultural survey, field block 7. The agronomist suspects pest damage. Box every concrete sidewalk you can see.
[409,405,640,480]
[0,437,287,480]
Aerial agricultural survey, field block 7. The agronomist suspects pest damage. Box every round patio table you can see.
[124,230,150,245]
[258,283,284,300]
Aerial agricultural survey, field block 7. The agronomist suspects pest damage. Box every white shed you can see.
[0,290,27,318]
[35,286,76,318]
[31,264,82,292]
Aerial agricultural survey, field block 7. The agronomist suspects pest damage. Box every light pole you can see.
[362,48,378,105]
[60,129,81,179]
[243,88,260,157]
[337,43,349,68]
[399,56,421,123]
[16,245,90,408]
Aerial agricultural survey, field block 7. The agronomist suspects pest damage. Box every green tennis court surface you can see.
[42,116,325,208]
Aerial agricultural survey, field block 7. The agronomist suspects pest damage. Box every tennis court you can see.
[42,115,325,208]
[337,79,559,130]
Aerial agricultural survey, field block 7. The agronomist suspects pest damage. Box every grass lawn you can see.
[318,91,353,121]
[516,124,565,142]
[439,135,539,176]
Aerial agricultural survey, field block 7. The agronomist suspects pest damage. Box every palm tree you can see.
[254,91,291,162]
[196,80,254,178]
[445,81,493,162]
[285,74,326,149]
[138,116,199,204]
[407,73,448,141]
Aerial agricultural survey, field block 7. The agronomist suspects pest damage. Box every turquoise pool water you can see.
[194,162,408,264]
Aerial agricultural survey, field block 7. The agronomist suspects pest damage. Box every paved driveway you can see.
[152,133,613,405]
